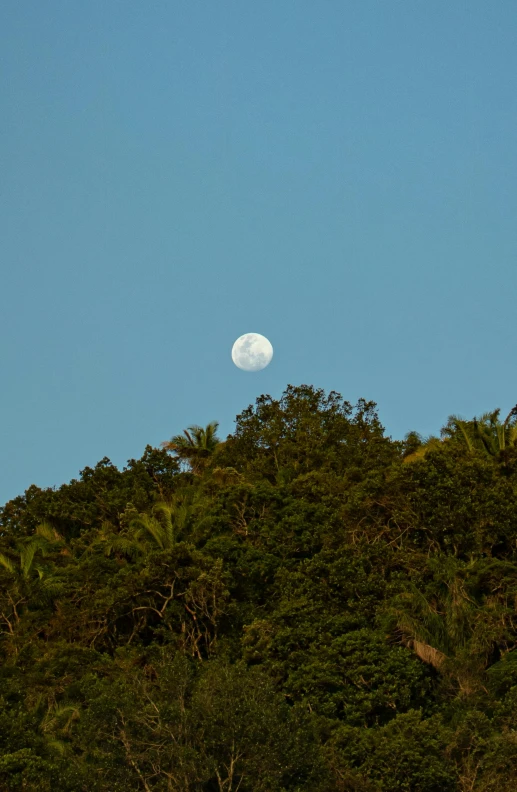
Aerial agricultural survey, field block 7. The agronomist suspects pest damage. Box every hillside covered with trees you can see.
[2,385,517,792]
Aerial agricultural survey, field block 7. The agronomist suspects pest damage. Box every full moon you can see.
[231,333,273,372]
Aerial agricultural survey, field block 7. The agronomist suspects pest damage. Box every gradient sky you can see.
[1,1,516,504]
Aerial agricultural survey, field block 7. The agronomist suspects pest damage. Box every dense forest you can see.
[2,385,517,791]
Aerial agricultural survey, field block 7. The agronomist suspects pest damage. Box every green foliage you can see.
[443,406,517,460]
[329,710,456,792]
[2,385,517,790]
[163,421,221,473]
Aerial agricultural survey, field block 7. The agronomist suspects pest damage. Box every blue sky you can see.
[1,1,516,504]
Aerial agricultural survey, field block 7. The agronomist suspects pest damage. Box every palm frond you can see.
[447,415,476,452]
[46,739,67,755]
[162,422,220,457]
[183,428,196,445]
[35,522,63,543]
[0,552,15,574]
[38,575,64,593]
[508,424,517,447]
[41,704,80,736]
[411,639,447,669]
[20,541,38,579]
[131,514,165,550]
[153,503,174,548]
[111,537,144,559]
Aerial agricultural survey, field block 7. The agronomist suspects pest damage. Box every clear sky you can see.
[1,1,516,504]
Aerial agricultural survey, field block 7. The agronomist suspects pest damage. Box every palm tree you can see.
[0,522,64,581]
[444,416,477,453]
[40,702,81,756]
[162,421,221,473]
[405,406,517,464]
[391,558,507,695]
[444,406,517,460]
[94,494,196,558]
[0,524,65,630]
[90,520,145,560]
[473,406,517,457]
[130,503,175,551]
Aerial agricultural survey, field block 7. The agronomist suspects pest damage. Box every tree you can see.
[0,446,179,542]
[389,556,517,696]
[402,433,445,464]
[443,406,517,460]
[402,406,517,466]
[130,502,175,550]
[3,386,517,790]
[0,523,65,643]
[162,421,221,473]
[217,385,394,483]
[0,522,65,581]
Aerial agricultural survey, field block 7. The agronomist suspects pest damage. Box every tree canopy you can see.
[1,385,517,791]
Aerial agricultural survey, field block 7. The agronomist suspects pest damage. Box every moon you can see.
[231,333,273,372]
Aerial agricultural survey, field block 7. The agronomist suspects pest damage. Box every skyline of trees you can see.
[1,385,517,791]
